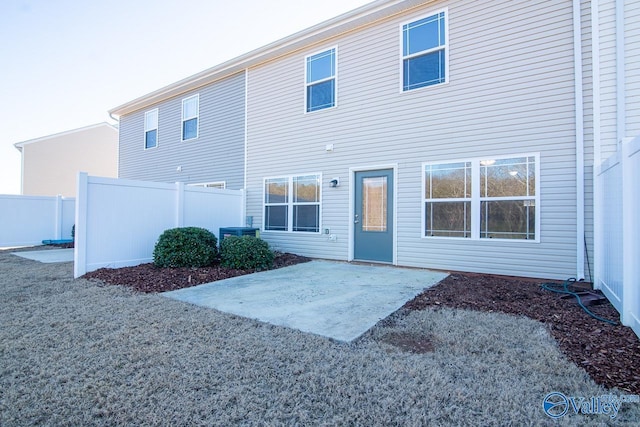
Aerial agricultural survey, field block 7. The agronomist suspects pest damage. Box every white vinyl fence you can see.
[74,173,244,278]
[595,135,640,339]
[0,194,75,247]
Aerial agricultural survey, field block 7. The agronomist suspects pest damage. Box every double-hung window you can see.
[423,154,539,240]
[425,162,471,237]
[264,174,321,232]
[182,94,199,141]
[144,109,158,149]
[480,156,536,239]
[402,11,447,91]
[306,48,336,112]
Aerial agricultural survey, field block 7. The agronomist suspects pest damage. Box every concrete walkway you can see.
[163,260,448,342]
[11,248,74,263]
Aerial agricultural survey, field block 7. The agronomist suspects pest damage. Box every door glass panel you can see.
[362,176,387,232]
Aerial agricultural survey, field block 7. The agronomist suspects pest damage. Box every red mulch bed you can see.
[81,253,639,394]
[83,252,311,293]
[404,273,640,394]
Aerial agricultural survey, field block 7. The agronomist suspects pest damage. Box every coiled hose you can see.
[541,278,618,326]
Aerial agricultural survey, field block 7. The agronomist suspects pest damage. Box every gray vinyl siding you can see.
[626,0,640,137]
[246,0,580,279]
[118,72,245,189]
[597,0,620,158]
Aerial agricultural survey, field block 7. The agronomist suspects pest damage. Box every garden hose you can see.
[541,278,618,326]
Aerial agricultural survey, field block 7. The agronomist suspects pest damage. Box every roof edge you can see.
[109,0,425,118]
[14,122,118,149]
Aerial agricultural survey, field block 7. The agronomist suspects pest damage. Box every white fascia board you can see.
[13,122,118,149]
[108,0,427,118]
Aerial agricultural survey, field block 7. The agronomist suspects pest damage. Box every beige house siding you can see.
[15,123,118,197]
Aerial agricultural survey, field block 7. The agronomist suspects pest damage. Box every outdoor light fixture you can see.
[330,178,340,187]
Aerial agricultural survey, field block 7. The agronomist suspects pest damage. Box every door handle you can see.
[354,214,359,224]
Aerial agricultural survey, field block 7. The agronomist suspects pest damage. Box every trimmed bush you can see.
[153,227,218,268]
[220,235,274,271]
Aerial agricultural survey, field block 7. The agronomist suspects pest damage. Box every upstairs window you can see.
[402,11,447,91]
[306,48,336,112]
[182,94,199,141]
[264,174,321,232]
[144,109,158,149]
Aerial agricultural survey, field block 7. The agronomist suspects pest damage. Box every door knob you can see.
[354,214,359,224]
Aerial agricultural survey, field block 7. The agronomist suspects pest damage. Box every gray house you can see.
[109,0,639,281]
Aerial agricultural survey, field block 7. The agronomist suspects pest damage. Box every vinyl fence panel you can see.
[595,135,640,339]
[0,194,75,247]
[74,173,243,277]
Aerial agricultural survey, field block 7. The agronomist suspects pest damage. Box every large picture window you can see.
[306,48,336,112]
[144,109,158,149]
[402,11,447,91]
[264,174,321,232]
[423,154,539,241]
[182,94,199,141]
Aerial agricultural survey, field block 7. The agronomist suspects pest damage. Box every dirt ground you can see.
[84,254,640,395]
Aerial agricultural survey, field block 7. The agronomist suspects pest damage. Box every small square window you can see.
[264,174,321,232]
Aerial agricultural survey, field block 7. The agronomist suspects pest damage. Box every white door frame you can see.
[348,164,398,265]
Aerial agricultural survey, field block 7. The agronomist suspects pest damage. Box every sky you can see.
[0,0,371,195]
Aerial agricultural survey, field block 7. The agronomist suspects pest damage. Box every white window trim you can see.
[181,94,199,141]
[421,153,540,242]
[263,173,322,233]
[144,108,159,150]
[188,181,226,189]
[304,47,338,114]
[399,8,449,93]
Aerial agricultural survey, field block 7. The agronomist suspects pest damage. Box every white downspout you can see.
[616,0,625,147]
[573,0,585,280]
[244,68,249,226]
[591,0,602,289]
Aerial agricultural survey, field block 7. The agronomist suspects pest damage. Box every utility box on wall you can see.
[219,227,260,244]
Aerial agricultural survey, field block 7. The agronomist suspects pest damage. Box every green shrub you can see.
[220,235,274,271]
[153,227,218,268]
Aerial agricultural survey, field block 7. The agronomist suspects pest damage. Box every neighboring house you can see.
[14,122,118,197]
[109,0,639,281]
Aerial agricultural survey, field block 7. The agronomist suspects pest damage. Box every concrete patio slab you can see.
[11,249,74,263]
[163,260,448,342]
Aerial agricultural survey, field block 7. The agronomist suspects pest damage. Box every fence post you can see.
[54,194,62,240]
[240,189,246,226]
[74,172,88,278]
[175,182,185,228]
[621,137,639,331]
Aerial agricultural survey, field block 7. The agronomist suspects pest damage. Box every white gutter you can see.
[591,0,602,288]
[573,0,585,280]
[616,0,625,146]
[243,68,249,222]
